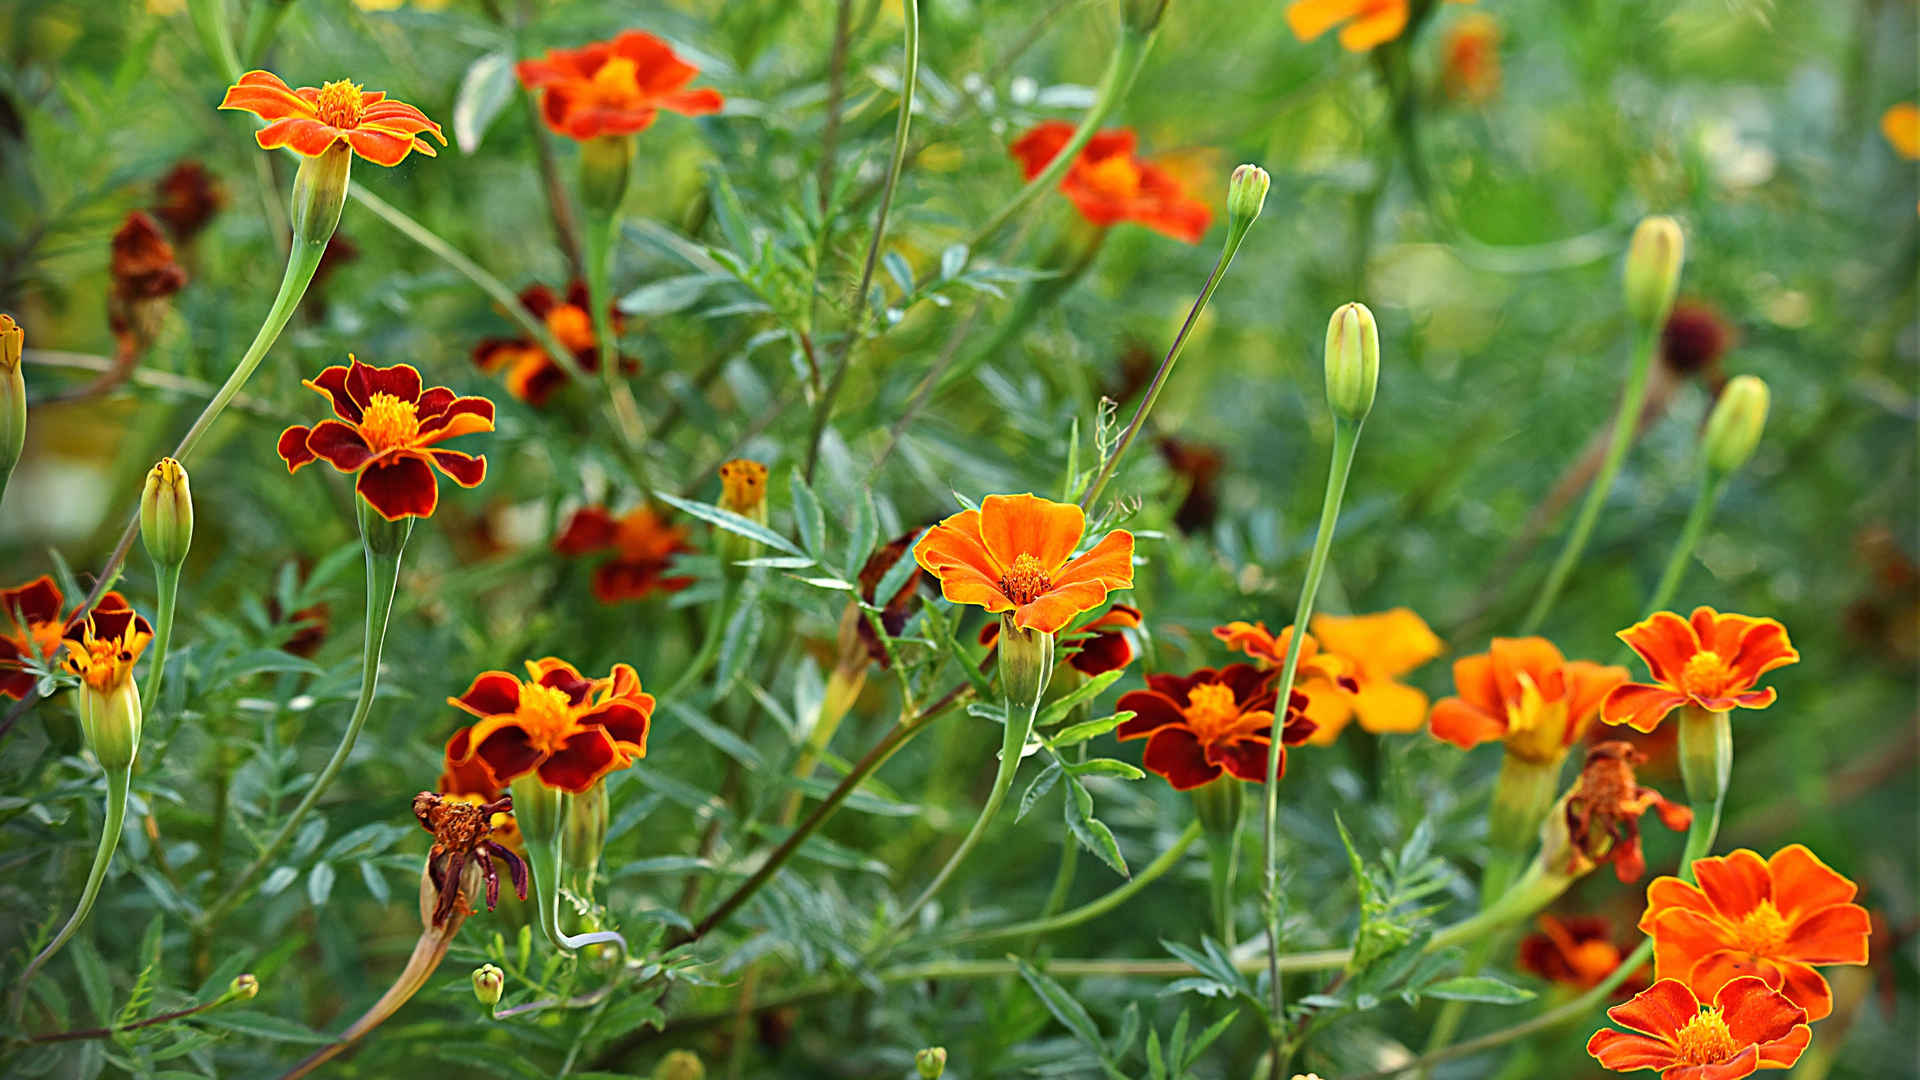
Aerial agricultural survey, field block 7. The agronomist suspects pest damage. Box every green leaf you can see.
[260,866,297,898]
[1051,711,1134,748]
[787,466,827,560]
[1017,760,1063,822]
[1063,776,1129,877]
[1070,757,1144,781]
[1420,975,1536,1005]
[1037,670,1126,727]
[653,490,804,557]
[884,250,914,295]
[198,1010,332,1043]
[307,862,336,907]
[452,51,515,152]
[940,243,968,279]
[618,273,726,316]
[70,936,111,1025]
[1016,959,1106,1050]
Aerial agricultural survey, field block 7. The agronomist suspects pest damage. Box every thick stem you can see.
[139,563,182,715]
[1209,832,1240,949]
[13,763,131,1018]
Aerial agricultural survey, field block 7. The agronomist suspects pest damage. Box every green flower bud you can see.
[290,144,351,249]
[140,458,194,570]
[1623,215,1684,329]
[997,616,1056,715]
[580,135,635,218]
[1323,301,1379,423]
[1,313,24,482]
[1120,0,1170,34]
[472,964,504,1008]
[916,1047,948,1078]
[228,974,260,1002]
[1227,164,1270,234]
[1701,374,1768,476]
[77,679,142,773]
[563,781,610,901]
[652,1050,706,1080]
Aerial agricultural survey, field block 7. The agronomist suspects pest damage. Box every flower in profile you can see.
[219,71,445,165]
[1640,845,1871,1022]
[471,282,633,406]
[983,603,1143,678]
[1,577,125,699]
[1009,123,1213,243]
[516,31,723,141]
[1210,621,1359,744]
[152,161,225,242]
[445,659,655,794]
[58,595,153,695]
[1430,637,1627,763]
[1440,13,1501,103]
[1309,608,1442,739]
[1587,976,1810,1079]
[1603,608,1798,733]
[1519,914,1651,996]
[1883,103,1920,160]
[553,505,694,604]
[277,358,495,521]
[413,790,527,927]
[1286,0,1413,52]
[911,494,1133,634]
[1116,665,1316,790]
[1562,741,1692,883]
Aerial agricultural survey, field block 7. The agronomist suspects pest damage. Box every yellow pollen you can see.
[1731,900,1790,956]
[315,80,367,129]
[516,684,578,753]
[590,56,644,107]
[1680,651,1737,699]
[359,393,421,453]
[1081,156,1142,200]
[1671,1008,1740,1065]
[545,305,596,353]
[1000,553,1054,605]
[1181,683,1245,741]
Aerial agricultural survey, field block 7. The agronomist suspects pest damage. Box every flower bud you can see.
[1623,216,1684,329]
[580,135,635,219]
[1322,301,1379,423]
[290,144,351,249]
[228,974,260,1002]
[1119,0,1169,34]
[716,458,769,568]
[916,1047,948,1078]
[472,964,504,1008]
[76,680,142,773]
[1227,164,1269,234]
[562,780,610,900]
[140,458,194,570]
[1,313,23,483]
[1701,374,1768,476]
[997,617,1056,715]
[652,1050,706,1080]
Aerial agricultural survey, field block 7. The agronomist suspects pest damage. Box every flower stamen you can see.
[314,79,367,129]
[359,393,421,454]
[1671,1008,1740,1065]
[1000,553,1053,606]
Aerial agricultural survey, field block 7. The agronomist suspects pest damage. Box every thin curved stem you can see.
[14,763,131,1018]
[946,819,1203,948]
[1638,472,1726,624]
[139,564,182,715]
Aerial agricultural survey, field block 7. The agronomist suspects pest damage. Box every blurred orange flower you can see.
[1587,976,1810,1078]
[1603,608,1798,733]
[1310,608,1442,738]
[1429,637,1626,763]
[553,505,694,604]
[1211,621,1359,744]
[911,494,1134,634]
[1009,123,1213,243]
[446,659,655,794]
[1117,664,1315,790]
[517,31,723,141]
[1882,103,1919,160]
[1440,12,1501,104]
[472,282,633,406]
[1287,0,1466,52]
[1,578,127,700]
[219,71,444,166]
[1518,914,1650,996]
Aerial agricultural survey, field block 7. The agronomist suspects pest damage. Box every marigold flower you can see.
[1586,976,1810,1079]
[1116,664,1316,790]
[1008,123,1213,243]
[717,458,769,519]
[413,790,527,927]
[1287,0,1412,51]
[152,161,225,241]
[218,70,445,166]
[446,658,655,794]
[852,531,925,669]
[1661,300,1735,387]
[277,358,495,521]
[1440,13,1501,104]
[1312,608,1442,739]
[1519,914,1650,996]
[110,212,187,305]
[1882,103,1920,160]
[984,603,1143,678]
[471,282,633,406]
[1211,621,1358,744]
[516,31,723,141]
[1429,637,1627,764]
[1603,608,1798,733]
[1564,741,1692,884]
[911,493,1134,635]
[1640,845,1871,1022]
[553,505,694,604]
[437,732,525,854]
[1,577,127,699]
[58,595,152,695]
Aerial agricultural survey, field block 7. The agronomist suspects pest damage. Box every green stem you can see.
[1209,831,1239,949]
[1520,326,1658,633]
[186,0,240,83]
[14,762,131,1018]
[1637,472,1726,623]
[947,819,1203,948]
[139,564,182,716]
[582,208,652,474]
[662,578,735,702]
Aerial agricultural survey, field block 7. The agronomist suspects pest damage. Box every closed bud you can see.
[1,313,23,482]
[562,781,610,900]
[228,974,260,1001]
[1623,216,1684,328]
[76,680,142,773]
[290,144,351,249]
[716,458,769,569]
[140,458,194,569]
[472,964,504,1008]
[916,1047,948,1078]
[1322,301,1379,423]
[652,1050,706,1080]
[1119,0,1169,34]
[997,617,1055,715]
[1227,165,1269,234]
[1701,374,1768,476]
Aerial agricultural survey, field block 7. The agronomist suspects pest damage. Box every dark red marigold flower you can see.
[0,577,130,700]
[472,282,633,407]
[553,505,694,604]
[1116,664,1316,790]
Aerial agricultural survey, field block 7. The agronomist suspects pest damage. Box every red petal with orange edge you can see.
[583,700,650,754]
[219,71,312,120]
[1694,849,1772,920]
[3,575,63,627]
[1726,619,1797,687]
[1771,960,1834,1022]
[1715,975,1807,1045]
[278,425,317,472]
[356,456,439,520]
[429,450,486,488]
[1584,1028,1678,1072]
[453,671,523,717]
[353,362,423,404]
[1142,727,1219,791]
[1207,732,1275,784]
[1766,845,1858,918]
[419,395,496,437]
[1755,1025,1812,1069]
[307,420,375,472]
[537,728,620,793]
[1603,978,1699,1039]
[1068,630,1132,676]
[1114,690,1184,740]
[304,366,361,421]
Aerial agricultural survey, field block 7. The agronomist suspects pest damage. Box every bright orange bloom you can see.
[1429,637,1627,763]
[1564,742,1692,884]
[1,577,129,699]
[1211,621,1359,745]
[1518,914,1650,996]
[1009,123,1213,243]
[1883,103,1920,160]
[60,596,153,694]
[1440,13,1501,104]
[1640,846,1871,1022]
[277,358,495,521]
[1309,608,1442,739]
[553,506,694,604]
[1117,665,1316,790]
[472,282,633,406]
[911,494,1134,634]
[1603,608,1798,733]
[1287,0,1461,51]
[218,71,444,166]
[1587,976,1810,1079]
[446,659,655,794]
[516,31,723,141]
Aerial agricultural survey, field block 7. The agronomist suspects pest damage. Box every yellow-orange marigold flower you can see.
[446,659,655,794]
[1309,607,1442,739]
[1603,608,1798,733]
[911,494,1134,634]
[59,595,153,694]
[1429,637,1626,764]
[1287,0,1470,52]
[1882,103,1920,160]
[219,71,445,166]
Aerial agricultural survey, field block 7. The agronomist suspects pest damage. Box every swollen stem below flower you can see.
[279,913,462,1080]
[12,762,131,1021]
[512,777,627,956]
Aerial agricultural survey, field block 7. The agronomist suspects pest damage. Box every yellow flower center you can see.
[545,305,596,353]
[1000,553,1054,605]
[1679,650,1737,699]
[1081,155,1142,201]
[359,393,421,453]
[1182,683,1245,742]
[1671,1008,1740,1065]
[315,80,367,129]
[1731,899,1790,956]
[589,56,644,107]
[65,634,135,692]
[1503,671,1571,762]
[516,683,578,754]
[1566,940,1622,982]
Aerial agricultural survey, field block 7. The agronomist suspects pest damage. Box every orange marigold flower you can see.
[1009,123,1213,243]
[1587,976,1810,1079]
[218,70,445,166]
[984,603,1143,678]
[472,282,633,407]
[553,505,694,604]
[1519,914,1650,996]
[1116,665,1316,790]
[1288,0,1409,51]
[1430,637,1627,763]
[277,358,495,521]
[1309,608,1442,739]
[911,493,1134,635]
[1883,103,1920,160]
[1603,608,1799,733]
[1,577,129,699]
[516,31,723,141]
[59,595,154,694]
[1211,621,1359,745]
[1564,741,1692,884]
[1439,13,1501,104]
[446,659,655,794]
[1640,845,1871,1023]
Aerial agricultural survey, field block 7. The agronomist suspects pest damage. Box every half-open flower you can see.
[219,71,445,166]
[277,358,495,521]
[1439,12,1502,104]
[911,493,1133,635]
[553,505,694,604]
[1430,637,1627,764]
[1009,123,1212,243]
[446,659,655,794]
[516,31,723,141]
[1519,914,1651,996]
[1116,665,1316,790]
[1,576,126,699]
[1640,845,1871,1022]
[471,281,633,406]
[1603,608,1799,733]
[1587,976,1810,1079]
[59,596,153,696]
[1211,621,1358,744]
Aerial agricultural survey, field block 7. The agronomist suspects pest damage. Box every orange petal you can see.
[1488,636,1567,702]
[1351,679,1428,734]
[1782,903,1870,967]
[1618,611,1701,687]
[1726,618,1798,689]
[1013,580,1109,633]
[932,563,1016,615]
[1604,978,1701,1040]
[1694,849,1772,921]
[978,493,1085,573]
[1585,1028,1679,1073]
[913,510,998,577]
[1601,682,1687,733]
[1449,651,1501,714]
[1052,530,1134,591]
[1286,0,1363,42]
[1338,1,1409,49]
[1428,697,1505,749]
[1765,844,1858,921]
[1564,661,1629,729]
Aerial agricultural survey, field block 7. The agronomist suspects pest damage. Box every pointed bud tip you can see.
[916,1047,948,1078]
[140,457,194,569]
[1624,215,1685,328]
[1323,301,1380,423]
[1702,374,1769,475]
[472,964,505,1007]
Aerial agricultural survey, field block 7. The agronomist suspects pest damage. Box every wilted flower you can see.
[437,732,524,854]
[516,31,723,141]
[445,659,655,793]
[911,493,1134,635]
[413,791,527,928]
[1117,665,1316,790]
[471,281,634,406]
[152,161,225,242]
[1587,976,1810,1079]
[1430,637,1627,764]
[1009,123,1213,243]
[1562,741,1692,884]
[109,211,187,350]
[1602,608,1798,733]
[553,505,694,604]
[219,71,444,166]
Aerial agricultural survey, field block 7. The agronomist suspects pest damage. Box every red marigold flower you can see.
[1430,637,1627,763]
[1603,608,1798,734]
[218,71,445,166]
[1586,976,1811,1079]
[1116,664,1316,790]
[1519,914,1651,996]
[1640,845,1871,1023]
[1564,741,1693,884]
[1210,621,1358,744]
[516,31,723,141]
[1439,13,1501,104]
[437,732,525,855]
[1009,123,1213,243]
[59,595,153,694]
[981,603,1144,678]
[850,531,925,670]
[911,493,1134,635]
[553,505,694,604]
[1,577,129,699]
[472,282,634,407]
[1662,300,1736,385]
[446,658,655,794]
[152,161,225,242]
[276,358,495,521]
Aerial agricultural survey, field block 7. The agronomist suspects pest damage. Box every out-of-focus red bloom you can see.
[60,596,153,695]
[1429,637,1626,763]
[1009,123,1213,243]
[0,577,128,699]
[1158,437,1224,534]
[472,282,634,406]
[912,494,1134,635]
[105,215,178,296]
[446,658,655,794]
[553,505,694,604]
[1518,914,1651,996]
[152,161,225,242]
[219,71,445,166]
[1586,976,1810,1079]
[1662,300,1736,389]
[1116,664,1315,790]
[850,531,925,669]
[1440,13,1501,104]
[516,31,723,141]
[981,603,1143,678]
[1603,608,1798,733]
[1564,741,1692,884]
[277,358,495,520]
